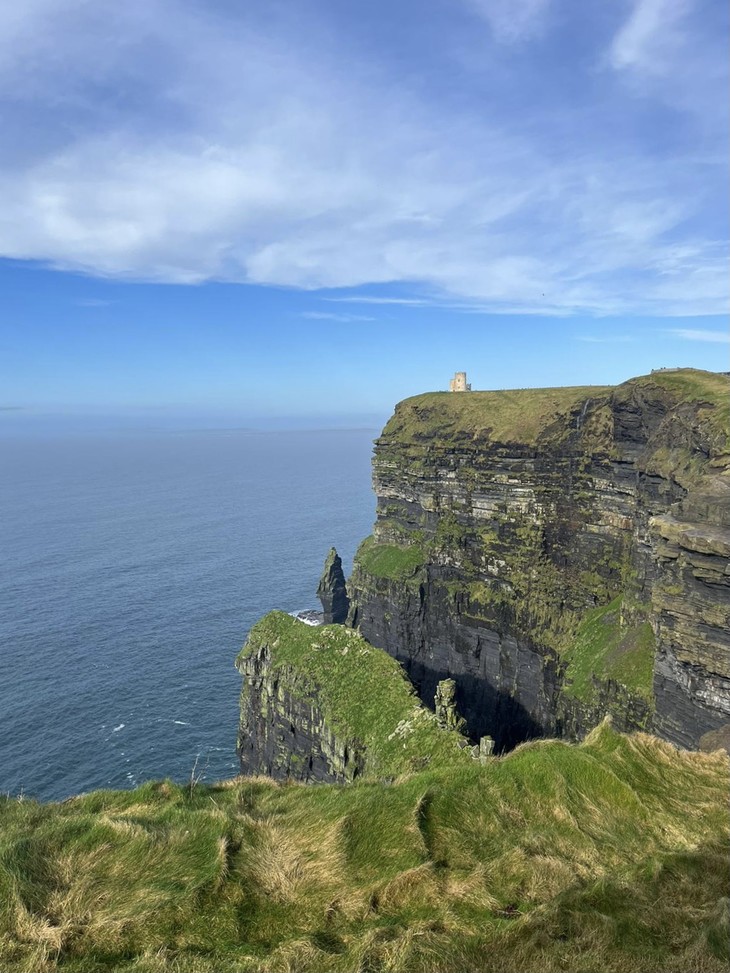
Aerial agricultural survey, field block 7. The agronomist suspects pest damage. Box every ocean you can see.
[0,427,376,802]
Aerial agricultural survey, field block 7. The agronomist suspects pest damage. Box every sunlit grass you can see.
[1,721,727,972]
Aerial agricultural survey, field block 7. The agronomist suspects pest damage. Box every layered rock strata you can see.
[236,637,365,782]
[346,369,730,751]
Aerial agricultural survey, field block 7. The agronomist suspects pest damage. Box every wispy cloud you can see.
[326,294,571,316]
[606,0,726,133]
[575,335,635,343]
[609,0,691,74]
[666,328,730,344]
[0,0,725,317]
[463,0,550,44]
[76,298,112,307]
[301,311,376,322]
[325,297,434,307]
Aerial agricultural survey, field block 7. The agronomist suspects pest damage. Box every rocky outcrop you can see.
[316,547,350,624]
[347,369,730,751]
[235,611,471,781]
[434,678,467,732]
[236,638,365,782]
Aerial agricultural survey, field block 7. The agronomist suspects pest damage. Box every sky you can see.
[0,0,728,427]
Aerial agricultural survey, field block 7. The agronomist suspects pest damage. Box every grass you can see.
[380,367,729,459]
[382,385,612,445]
[0,722,727,972]
[633,368,730,443]
[237,612,471,779]
[560,596,656,704]
[354,535,425,582]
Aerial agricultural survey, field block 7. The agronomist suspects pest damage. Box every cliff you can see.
[235,611,471,782]
[347,368,730,751]
[224,611,728,972]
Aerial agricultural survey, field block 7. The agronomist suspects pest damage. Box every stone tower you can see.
[449,371,471,392]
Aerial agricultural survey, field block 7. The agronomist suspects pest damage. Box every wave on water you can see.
[290,609,324,626]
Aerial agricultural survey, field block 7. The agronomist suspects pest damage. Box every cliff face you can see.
[236,638,366,782]
[347,369,730,751]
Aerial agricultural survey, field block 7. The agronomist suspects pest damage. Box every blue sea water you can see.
[0,428,376,802]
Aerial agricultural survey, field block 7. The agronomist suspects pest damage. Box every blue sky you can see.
[0,0,727,425]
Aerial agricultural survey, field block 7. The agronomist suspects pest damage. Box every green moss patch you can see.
[354,534,425,581]
[237,611,469,778]
[561,596,656,704]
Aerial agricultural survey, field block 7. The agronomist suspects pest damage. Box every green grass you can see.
[354,535,425,581]
[0,722,727,972]
[560,596,656,703]
[237,612,470,778]
[379,368,729,457]
[382,385,612,445]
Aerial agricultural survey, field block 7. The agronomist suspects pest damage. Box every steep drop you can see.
[346,369,730,751]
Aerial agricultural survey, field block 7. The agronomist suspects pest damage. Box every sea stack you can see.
[317,547,350,624]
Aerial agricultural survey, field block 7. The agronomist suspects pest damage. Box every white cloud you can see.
[464,0,551,43]
[606,0,726,132]
[325,297,434,307]
[0,0,725,318]
[667,329,730,344]
[609,0,690,74]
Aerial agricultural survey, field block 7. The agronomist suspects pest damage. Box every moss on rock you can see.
[237,611,471,779]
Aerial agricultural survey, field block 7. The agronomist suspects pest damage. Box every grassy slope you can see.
[237,612,469,778]
[354,535,425,582]
[0,723,727,973]
[638,369,730,445]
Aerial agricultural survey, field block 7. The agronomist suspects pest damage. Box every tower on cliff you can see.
[449,371,471,392]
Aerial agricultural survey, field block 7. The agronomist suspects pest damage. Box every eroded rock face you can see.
[317,547,350,624]
[236,640,365,782]
[235,612,474,782]
[434,678,466,733]
[347,371,730,751]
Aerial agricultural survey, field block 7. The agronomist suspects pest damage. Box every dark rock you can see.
[236,640,366,783]
[317,547,350,624]
[699,723,730,754]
